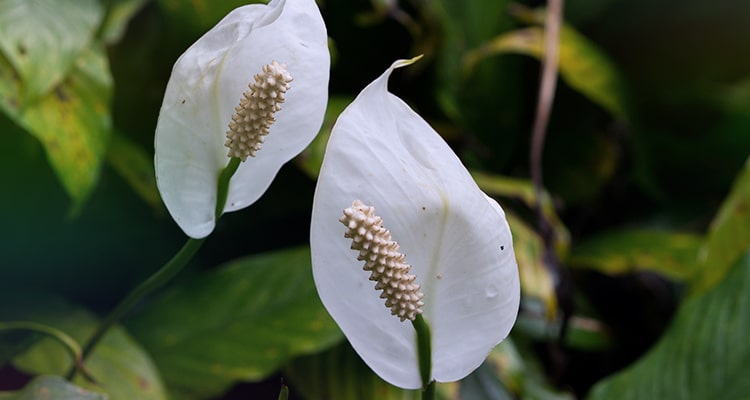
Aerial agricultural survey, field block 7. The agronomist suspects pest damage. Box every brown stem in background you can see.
[530,0,563,194]
[528,0,574,378]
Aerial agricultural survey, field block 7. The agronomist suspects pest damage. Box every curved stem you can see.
[1,321,96,383]
[412,314,434,399]
[68,157,243,380]
[68,236,205,380]
[530,0,563,201]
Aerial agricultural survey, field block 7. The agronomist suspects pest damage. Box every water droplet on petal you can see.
[485,284,498,299]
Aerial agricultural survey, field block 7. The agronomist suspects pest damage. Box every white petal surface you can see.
[311,59,520,388]
[155,0,329,238]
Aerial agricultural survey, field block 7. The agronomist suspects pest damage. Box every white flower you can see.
[154,0,329,238]
[311,58,521,389]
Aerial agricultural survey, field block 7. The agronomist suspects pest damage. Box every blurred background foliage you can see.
[1,0,749,398]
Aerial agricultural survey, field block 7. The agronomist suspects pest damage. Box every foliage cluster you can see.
[1,0,749,399]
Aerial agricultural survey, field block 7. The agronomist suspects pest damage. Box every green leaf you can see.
[128,247,343,399]
[0,45,113,208]
[691,157,750,295]
[2,293,168,400]
[0,375,106,400]
[569,229,703,281]
[587,249,750,400]
[106,132,162,211]
[464,8,629,120]
[0,0,102,104]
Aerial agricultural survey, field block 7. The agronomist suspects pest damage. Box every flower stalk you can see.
[412,314,434,398]
[69,158,241,380]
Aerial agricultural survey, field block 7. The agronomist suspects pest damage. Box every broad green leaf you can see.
[691,156,750,295]
[588,249,750,400]
[0,0,102,104]
[106,132,162,211]
[296,96,353,179]
[0,46,113,208]
[3,295,167,400]
[127,247,343,399]
[464,10,628,120]
[569,229,703,281]
[0,375,105,400]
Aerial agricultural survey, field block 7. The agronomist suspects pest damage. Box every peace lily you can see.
[311,58,521,389]
[155,0,329,238]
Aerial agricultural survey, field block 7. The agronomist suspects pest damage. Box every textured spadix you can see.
[311,58,520,389]
[155,0,329,238]
[341,199,425,322]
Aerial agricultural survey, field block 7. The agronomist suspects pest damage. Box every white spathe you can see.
[155,0,329,238]
[311,58,521,389]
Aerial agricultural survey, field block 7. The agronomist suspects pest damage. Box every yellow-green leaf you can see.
[3,294,168,400]
[569,229,703,281]
[0,0,102,104]
[691,156,750,296]
[0,46,112,208]
[464,14,628,120]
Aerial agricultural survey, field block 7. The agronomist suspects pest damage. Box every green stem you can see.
[1,321,97,383]
[412,314,434,399]
[215,157,241,218]
[68,236,205,381]
[423,381,436,400]
[68,157,242,380]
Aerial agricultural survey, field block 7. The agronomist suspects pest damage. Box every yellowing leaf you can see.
[0,46,112,209]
